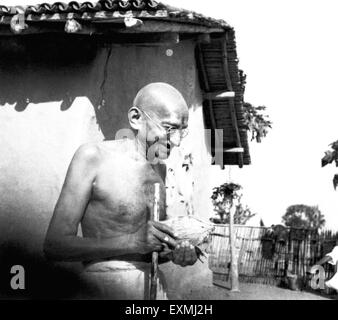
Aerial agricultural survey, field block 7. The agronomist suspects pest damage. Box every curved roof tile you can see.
[0,0,230,28]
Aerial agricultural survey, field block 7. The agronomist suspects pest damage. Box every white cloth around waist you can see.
[83,260,151,273]
[79,259,168,300]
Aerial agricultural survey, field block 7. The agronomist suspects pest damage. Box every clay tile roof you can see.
[0,0,231,29]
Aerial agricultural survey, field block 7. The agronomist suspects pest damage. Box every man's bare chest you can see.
[90,159,166,220]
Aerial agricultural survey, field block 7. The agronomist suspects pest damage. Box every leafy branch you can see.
[321,140,338,189]
[210,183,256,225]
[243,102,272,143]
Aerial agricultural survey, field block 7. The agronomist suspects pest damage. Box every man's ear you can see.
[128,106,142,130]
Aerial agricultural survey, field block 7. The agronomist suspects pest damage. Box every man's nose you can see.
[169,133,181,147]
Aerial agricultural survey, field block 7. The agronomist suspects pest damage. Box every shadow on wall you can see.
[0,34,97,109]
[0,34,199,140]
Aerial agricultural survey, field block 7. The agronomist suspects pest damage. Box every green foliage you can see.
[211,182,241,201]
[210,183,256,225]
[243,102,272,143]
[321,140,338,189]
[282,204,325,230]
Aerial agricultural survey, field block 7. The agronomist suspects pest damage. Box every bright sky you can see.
[2,0,338,230]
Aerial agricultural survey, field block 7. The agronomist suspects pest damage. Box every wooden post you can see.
[285,228,292,278]
[229,201,240,292]
[150,183,160,300]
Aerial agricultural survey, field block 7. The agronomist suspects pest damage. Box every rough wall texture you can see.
[0,38,221,298]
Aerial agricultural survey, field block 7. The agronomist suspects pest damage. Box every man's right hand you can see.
[132,221,178,254]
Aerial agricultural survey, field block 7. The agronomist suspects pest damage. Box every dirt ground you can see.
[181,282,336,300]
[161,258,337,300]
[0,282,334,300]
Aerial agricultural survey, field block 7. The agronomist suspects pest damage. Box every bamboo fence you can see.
[208,224,338,295]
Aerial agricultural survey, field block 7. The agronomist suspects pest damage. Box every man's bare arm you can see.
[315,255,333,266]
[44,144,138,261]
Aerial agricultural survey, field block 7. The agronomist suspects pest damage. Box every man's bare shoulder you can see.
[74,142,103,165]
[74,139,133,164]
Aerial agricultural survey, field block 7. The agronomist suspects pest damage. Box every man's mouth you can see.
[151,136,171,150]
[155,140,171,150]
[153,143,172,159]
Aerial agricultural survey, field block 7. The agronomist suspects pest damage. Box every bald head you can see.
[129,83,189,155]
[133,82,188,117]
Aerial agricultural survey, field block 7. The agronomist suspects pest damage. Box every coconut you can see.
[161,216,215,260]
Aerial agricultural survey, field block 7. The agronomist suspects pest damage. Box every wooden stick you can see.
[150,183,160,300]
[229,200,240,292]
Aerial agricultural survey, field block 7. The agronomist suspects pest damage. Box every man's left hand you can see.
[170,240,198,267]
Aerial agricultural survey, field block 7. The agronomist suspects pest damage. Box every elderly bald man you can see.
[43,83,198,299]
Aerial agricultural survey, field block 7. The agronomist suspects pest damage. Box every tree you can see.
[210,183,256,224]
[282,204,325,230]
[239,70,272,143]
[210,182,243,292]
[321,140,338,189]
[243,102,272,143]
